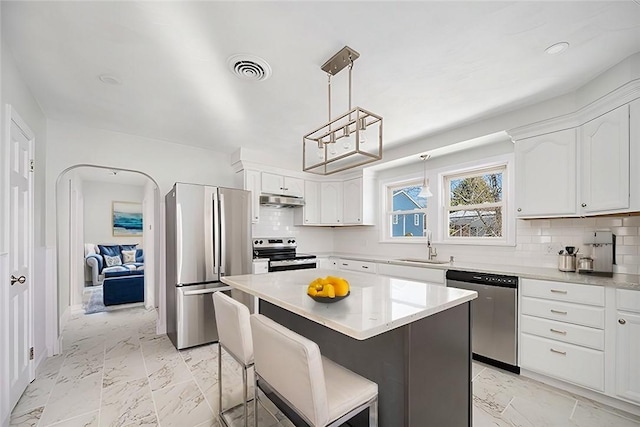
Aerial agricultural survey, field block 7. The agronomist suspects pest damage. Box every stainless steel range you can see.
[253,238,317,272]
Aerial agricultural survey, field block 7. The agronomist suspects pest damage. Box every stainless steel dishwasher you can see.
[446,270,520,373]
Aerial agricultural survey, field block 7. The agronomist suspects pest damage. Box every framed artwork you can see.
[112,201,143,236]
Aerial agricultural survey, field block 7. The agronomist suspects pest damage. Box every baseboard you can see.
[520,369,640,417]
[59,307,71,332]
[34,348,47,375]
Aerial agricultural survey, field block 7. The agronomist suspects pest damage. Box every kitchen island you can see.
[222,269,477,426]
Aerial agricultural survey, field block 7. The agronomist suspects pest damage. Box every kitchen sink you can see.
[397,258,451,265]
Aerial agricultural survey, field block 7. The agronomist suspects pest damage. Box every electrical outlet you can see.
[546,243,562,254]
[546,244,554,254]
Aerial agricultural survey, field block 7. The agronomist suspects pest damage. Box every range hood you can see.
[260,194,305,208]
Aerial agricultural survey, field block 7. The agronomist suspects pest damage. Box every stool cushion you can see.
[251,314,329,425]
[212,292,253,365]
[322,356,378,424]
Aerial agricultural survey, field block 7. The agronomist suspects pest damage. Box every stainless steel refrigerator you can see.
[165,182,252,350]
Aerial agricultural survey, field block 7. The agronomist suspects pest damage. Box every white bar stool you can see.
[250,314,378,427]
[212,292,254,427]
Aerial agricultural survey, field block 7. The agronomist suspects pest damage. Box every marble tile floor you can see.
[9,304,640,427]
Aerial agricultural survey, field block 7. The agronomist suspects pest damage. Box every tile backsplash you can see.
[517,216,640,274]
[254,206,640,274]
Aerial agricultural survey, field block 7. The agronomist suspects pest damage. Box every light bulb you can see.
[317,147,324,159]
[342,126,351,150]
[358,118,367,144]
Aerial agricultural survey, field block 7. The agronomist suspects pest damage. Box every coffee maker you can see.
[578,231,615,277]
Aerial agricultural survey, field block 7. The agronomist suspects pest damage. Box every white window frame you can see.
[380,175,428,243]
[436,154,515,246]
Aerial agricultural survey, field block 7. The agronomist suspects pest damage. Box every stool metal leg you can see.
[218,343,223,422]
[242,365,248,427]
[254,374,259,427]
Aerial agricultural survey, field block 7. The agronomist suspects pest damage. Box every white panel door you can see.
[283,176,304,198]
[515,129,576,217]
[260,172,283,194]
[616,311,640,404]
[303,180,319,224]
[320,182,343,224]
[343,178,363,224]
[580,105,630,213]
[7,114,33,410]
[244,170,260,223]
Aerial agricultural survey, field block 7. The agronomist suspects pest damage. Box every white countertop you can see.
[318,252,640,290]
[221,269,477,340]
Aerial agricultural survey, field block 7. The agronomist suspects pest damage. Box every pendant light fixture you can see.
[418,154,433,198]
[303,46,383,175]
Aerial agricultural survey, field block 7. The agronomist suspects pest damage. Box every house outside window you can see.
[385,181,427,239]
[443,165,506,241]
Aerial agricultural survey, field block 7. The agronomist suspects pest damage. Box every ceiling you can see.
[3,1,640,162]
[74,166,150,186]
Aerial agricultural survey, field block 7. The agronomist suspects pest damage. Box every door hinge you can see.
[29,160,34,172]
[29,347,34,360]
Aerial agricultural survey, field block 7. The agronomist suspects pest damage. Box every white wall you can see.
[46,120,236,335]
[143,180,157,309]
[1,35,49,424]
[82,180,145,247]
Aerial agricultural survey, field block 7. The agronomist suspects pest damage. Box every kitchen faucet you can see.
[427,231,437,260]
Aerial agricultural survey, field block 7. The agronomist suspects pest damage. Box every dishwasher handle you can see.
[181,286,232,296]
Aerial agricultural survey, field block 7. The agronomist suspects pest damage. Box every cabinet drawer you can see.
[617,289,640,314]
[338,259,377,274]
[521,297,605,329]
[521,279,604,306]
[521,315,604,350]
[377,263,445,285]
[520,333,604,391]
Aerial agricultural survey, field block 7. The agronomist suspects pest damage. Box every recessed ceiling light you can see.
[545,42,570,55]
[98,74,122,85]
[227,54,272,81]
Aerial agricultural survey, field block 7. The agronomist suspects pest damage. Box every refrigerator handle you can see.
[204,187,219,280]
[220,193,226,276]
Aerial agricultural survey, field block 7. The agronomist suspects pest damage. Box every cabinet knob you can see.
[619,319,627,325]
[581,203,587,207]
[517,208,522,212]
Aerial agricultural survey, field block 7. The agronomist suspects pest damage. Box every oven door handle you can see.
[269,259,317,267]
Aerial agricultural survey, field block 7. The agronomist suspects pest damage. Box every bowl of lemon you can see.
[307,276,350,303]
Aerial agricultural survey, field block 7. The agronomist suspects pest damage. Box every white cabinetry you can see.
[261,172,304,197]
[580,105,630,214]
[515,129,576,217]
[376,263,445,285]
[320,182,343,224]
[520,278,605,391]
[343,177,363,224]
[294,180,320,225]
[236,169,261,223]
[338,259,376,274]
[615,289,640,404]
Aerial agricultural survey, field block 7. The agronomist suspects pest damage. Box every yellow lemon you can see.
[333,278,350,297]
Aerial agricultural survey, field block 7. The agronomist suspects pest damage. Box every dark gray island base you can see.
[260,300,472,427]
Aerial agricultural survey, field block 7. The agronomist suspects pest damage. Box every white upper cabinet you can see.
[343,177,363,224]
[320,181,343,224]
[580,105,630,214]
[515,129,577,217]
[261,172,304,197]
[236,169,261,223]
[294,180,320,225]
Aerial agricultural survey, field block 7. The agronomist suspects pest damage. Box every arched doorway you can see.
[54,164,163,345]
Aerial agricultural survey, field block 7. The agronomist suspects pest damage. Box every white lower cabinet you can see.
[376,263,445,285]
[615,289,640,404]
[338,259,376,274]
[520,334,604,391]
[519,279,606,393]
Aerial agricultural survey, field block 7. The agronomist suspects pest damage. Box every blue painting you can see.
[112,201,143,236]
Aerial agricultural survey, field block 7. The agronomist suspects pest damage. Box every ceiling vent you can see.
[227,54,272,81]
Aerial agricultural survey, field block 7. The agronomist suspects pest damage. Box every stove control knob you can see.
[259,240,264,244]
[291,239,295,244]
[254,240,259,245]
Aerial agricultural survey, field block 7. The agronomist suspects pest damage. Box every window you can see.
[385,180,427,239]
[443,165,505,240]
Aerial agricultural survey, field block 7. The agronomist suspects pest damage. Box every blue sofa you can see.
[85,244,144,287]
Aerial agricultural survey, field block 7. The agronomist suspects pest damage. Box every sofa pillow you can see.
[104,254,123,267]
[98,245,120,257]
[121,250,136,264]
[120,244,138,252]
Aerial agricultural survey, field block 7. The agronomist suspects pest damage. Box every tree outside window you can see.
[444,166,505,239]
